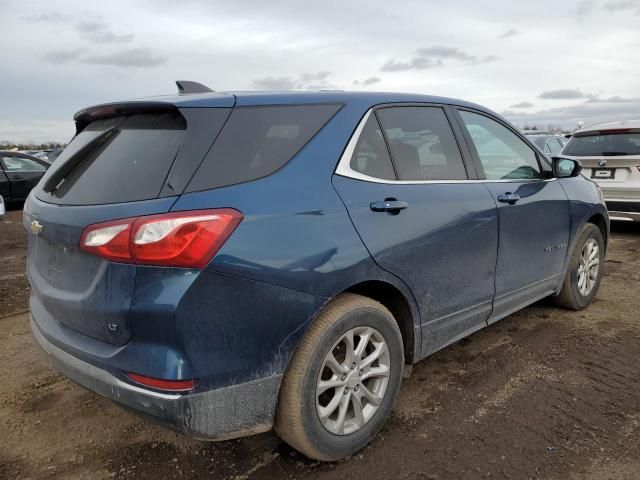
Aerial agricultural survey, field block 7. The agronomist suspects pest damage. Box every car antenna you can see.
[175,80,214,94]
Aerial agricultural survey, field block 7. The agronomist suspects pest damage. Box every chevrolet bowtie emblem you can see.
[30,220,43,235]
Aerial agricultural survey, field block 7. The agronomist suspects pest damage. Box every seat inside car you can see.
[389,142,422,180]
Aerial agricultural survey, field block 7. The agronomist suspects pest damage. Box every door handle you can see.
[497,193,520,204]
[370,199,409,212]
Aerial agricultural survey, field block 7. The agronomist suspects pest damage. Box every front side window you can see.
[2,156,46,172]
[459,110,543,180]
[349,114,396,180]
[376,107,467,181]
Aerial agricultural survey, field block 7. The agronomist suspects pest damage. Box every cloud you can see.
[585,95,639,103]
[499,28,520,39]
[23,12,134,44]
[82,48,168,67]
[503,97,640,130]
[603,0,640,13]
[539,89,585,99]
[75,20,135,44]
[573,0,596,19]
[380,46,496,72]
[42,48,86,64]
[353,76,381,85]
[251,71,334,90]
[22,12,68,23]
[510,101,534,108]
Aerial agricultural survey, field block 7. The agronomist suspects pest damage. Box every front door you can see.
[333,105,499,357]
[455,109,571,322]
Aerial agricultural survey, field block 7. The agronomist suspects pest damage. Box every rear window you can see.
[36,113,186,205]
[563,132,640,156]
[186,104,341,192]
[376,106,467,181]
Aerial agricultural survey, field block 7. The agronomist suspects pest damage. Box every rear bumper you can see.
[31,316,282,440]
[605,200,640,222]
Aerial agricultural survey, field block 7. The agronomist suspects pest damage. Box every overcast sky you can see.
[1,0,639,143]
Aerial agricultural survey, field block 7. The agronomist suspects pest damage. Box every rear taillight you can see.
[80,209,242,268]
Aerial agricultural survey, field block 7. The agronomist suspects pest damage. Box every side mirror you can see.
[552,157,582,178]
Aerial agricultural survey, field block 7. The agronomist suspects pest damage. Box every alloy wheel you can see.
[315,326,391,435]
[577,238,600,296]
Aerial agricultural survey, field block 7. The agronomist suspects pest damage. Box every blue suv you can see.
[26,83,608,461]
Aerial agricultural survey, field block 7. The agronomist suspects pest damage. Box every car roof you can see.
[579,119,640,133]
[78,90,496,116]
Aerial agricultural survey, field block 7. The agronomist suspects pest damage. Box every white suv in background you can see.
[562,120,640,222]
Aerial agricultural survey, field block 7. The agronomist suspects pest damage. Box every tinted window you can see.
[349,114,395,180]
[531,136,547,150]
[187,104,341,192]
[36,113,186,205]
[563,132,640,156]
[376,107,467,181]
[546,137,563,154]
[459,111,542,180]
[2,156,46,171]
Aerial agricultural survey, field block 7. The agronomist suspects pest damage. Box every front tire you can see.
[275,293,404,461]
[554,223,605,310]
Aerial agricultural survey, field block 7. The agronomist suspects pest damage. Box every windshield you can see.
[563,132,640,156]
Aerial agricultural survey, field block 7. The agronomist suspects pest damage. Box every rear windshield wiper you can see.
[42,127,119,194]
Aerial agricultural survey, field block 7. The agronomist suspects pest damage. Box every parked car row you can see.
[25,84,609,461]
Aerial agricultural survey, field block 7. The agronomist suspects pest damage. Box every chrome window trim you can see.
[335,108,556,185]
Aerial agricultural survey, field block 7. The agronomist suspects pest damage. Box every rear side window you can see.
[563,132,640,156]
[36,113,186,205]
[349,114,396,180]
[186,104,341,192]
[376,107,467,181]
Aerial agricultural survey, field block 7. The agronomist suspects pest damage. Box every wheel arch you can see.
[342,280,418,364]
[587,213,608,251]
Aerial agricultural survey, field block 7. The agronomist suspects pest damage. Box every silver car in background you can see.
[0,195,5,220]
[561,120,640,222]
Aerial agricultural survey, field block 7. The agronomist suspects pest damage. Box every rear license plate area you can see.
[591,168,616,179]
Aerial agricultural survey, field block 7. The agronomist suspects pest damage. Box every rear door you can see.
[454,109,571,322]
[0,154,48,201]
[333,105,499,356]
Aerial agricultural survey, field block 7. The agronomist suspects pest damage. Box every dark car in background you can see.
[0,151,50,205]
[26,85,608,461]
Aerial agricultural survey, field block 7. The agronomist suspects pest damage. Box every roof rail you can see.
[175,80,214,94]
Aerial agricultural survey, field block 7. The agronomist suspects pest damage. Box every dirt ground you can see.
[1,207,639,480]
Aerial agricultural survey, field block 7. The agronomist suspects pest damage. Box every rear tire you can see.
[554,223,604,310]
[274,293,404,461]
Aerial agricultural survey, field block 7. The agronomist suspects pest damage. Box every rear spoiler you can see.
[74,102,179,134]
